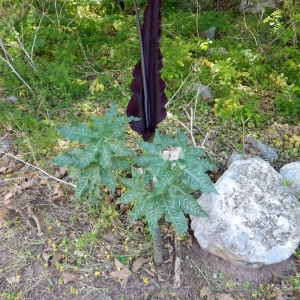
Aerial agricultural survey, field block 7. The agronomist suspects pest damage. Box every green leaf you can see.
[78,142,101,168]
[129,197,148,224]
[154,131,177,148]
[105,104,117,122]
[91,116,106,135]
[182,145,204,160]
[100,168,115,192]
[158,193,187,234]
[145,196,161,236]
[110,157,131,170]
[52,152,81,168]
[181,164,217,193]
[99,145,112,169]
[74,166,95,199]
[88,185,98,207]
[138,141,160,155]
[58,124,95,143]
[175,193,208,217]
[89,165,102,186]
[107,140,133,156]
[176,131,188,148]
[118,190,148,204]
[154,167,174,195]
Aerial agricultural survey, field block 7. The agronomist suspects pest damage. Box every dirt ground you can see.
[1,118,300,300]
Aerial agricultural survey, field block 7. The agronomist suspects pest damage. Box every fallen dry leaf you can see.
[153,290,165,299]
[74,250,85,257]
[275,290,285,300]
[3,192,13,205]
[6,275,21,284]
[110,258,132,285]
[50,253,63,265]
[157,274,165,282]
[200,286,215,300]
[22,172,39,188]
[144,268,155,277]
[0,166,13,175]
[52,184,64,201]
[42,252,51,263]
[132,257,148,273]
[217,293,234,300]
[163,254,173,264]
[55,167,67,178]
[62,272,75,284]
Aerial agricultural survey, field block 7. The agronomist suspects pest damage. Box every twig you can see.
[166,69,193,107]
[0,38,33,91]
[27,205,43,236]
[173,237,181,289]
[0,150,76,188]
[201,131,210,148]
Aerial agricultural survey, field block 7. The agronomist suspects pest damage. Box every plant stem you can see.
[150,179,163,266]
[153,226,163,266]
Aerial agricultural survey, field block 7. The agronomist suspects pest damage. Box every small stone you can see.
[245,137,278,160]
[192,83,213,100]
[280,162,300,198]
[199,27,216,41]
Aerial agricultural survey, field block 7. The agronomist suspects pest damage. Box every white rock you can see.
[280,162,300,199]
[227,152,248,166]
[191,157,300,269]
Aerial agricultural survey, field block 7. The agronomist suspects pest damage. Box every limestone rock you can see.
[280,162,300,199]
[192,83,213,101]
[245,137,278,160]
[191,157,300,269]
[199,27,216,41]
[227,152,249,166]
[240,0,278,13]
[208,47,229,55]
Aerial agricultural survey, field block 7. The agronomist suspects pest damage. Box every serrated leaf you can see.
[58,124,95,143]
[154,167,174,195]
[175,192,208,217]
[52,152,81,168]
[74,167,95,199]
[110,157,131,171]
[88,185,98,206]
[176,131,188,148]
[138,141,160,155]
[107,140,133,156]
[196,159,216,171]
[159,193,187,234]
[118,190,148,204]
[78,143,101,168]
[91,116,106,135]
[100,168,115,192]
[89,165,102,186]
[105,104,117,122]
[145,196,161,236]
[181,165,217,193]
[129,196,148,224]
[154,131,177,149]
[183,145,204,160]
[100,145,112,169]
